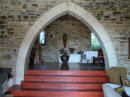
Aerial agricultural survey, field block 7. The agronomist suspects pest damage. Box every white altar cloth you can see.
[83,51,98,63]
[59,54,81,63]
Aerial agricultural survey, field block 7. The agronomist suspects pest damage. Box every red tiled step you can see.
[24,76,108,83]
[11,90,103,97]
[11,70,107,97]
[21,82,102,90]
[26,70,107,76]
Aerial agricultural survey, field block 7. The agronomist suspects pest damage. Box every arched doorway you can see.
[15,2,117,84]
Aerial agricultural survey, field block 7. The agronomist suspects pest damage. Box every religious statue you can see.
[63,33,67,48]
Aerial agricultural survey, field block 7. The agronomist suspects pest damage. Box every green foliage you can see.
[91,33,100,50]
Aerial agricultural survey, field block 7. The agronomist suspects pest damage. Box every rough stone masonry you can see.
[0,0,130,76]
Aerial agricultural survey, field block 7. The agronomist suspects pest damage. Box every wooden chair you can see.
[108,67,130,86]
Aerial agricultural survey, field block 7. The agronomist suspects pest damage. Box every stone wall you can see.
[0,0,130,75]
[41,15,91,62]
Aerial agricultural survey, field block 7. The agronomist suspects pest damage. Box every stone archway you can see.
[15,2,117,84]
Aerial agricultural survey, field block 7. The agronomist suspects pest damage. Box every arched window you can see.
[91,32,100,50]
[39,31,45,44]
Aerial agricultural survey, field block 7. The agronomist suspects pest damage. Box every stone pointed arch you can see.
[15,2,117,84]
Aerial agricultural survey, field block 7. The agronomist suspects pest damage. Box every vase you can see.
[60,53,69,64]
[69,48,74,54]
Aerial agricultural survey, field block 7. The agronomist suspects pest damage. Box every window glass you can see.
[91,33,100,50]
[39,31,45,44]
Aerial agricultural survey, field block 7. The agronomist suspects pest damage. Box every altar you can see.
[59,54,81,63]
[59,51,98,63]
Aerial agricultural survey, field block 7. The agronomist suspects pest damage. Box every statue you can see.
[63,33,67,48]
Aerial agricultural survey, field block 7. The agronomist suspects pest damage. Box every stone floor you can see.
[28,62,105,71]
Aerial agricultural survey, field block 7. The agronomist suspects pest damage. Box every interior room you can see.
[28,15,105,70]
[0,1,130,97]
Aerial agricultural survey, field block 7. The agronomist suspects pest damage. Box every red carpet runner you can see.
[10,70,108,97]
